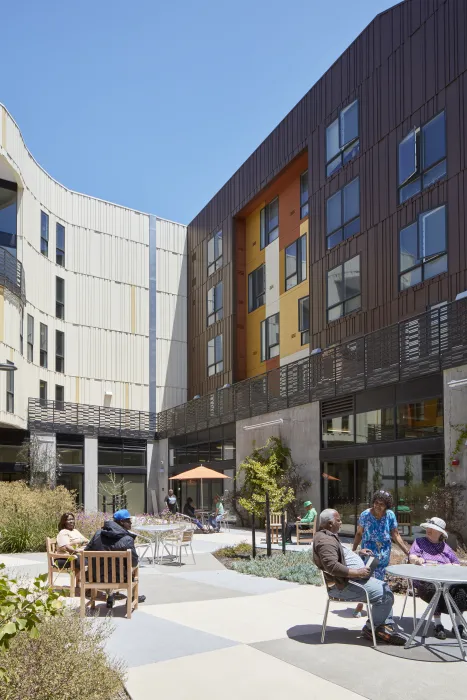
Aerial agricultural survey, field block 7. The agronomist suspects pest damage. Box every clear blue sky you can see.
[2,0,396,224]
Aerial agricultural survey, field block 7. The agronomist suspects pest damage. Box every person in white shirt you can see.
[56,512,89,575]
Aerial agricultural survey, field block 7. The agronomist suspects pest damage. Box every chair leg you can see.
[321,599,330,643]
[127,586,132,619]
[366,598,377,648]
[80,587,86,618]
[191,543,196,565]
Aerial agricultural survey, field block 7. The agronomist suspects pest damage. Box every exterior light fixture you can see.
[243,418,284,431]
[0,363,17,371]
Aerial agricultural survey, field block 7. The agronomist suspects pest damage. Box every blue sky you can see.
[2,0,396,224]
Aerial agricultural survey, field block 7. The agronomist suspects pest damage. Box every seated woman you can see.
[56,512,89,576]
[183,497,204,530]
[409,516,467,640]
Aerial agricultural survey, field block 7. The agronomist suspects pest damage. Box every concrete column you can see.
[443,365,467,542]
[147,438,168,514]
[84,436,98,513]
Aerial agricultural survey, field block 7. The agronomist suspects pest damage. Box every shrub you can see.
[215,541,253,558]
[232,551,323,585]
[0,611,126,700]
[0,482,76,553]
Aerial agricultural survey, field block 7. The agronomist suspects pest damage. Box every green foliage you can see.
[215,541,253,558]
[450,423,467,461]
[232,551,323,586]
[237,437,295,517]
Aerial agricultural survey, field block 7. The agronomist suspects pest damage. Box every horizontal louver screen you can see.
[321,395,354,418]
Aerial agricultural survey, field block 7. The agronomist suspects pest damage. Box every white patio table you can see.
[386,563,467,660]
[134,524,184,565]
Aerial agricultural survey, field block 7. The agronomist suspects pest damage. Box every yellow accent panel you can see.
[0,288,4,342]
[75,377,80,403]
[300,220,308,237]
[246,305,266,378]
[245,203,265,274]
[280,232,309,359]
[131,286,136,334]
[244,203,266,378]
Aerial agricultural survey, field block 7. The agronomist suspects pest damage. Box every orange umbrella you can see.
[322,472,341,481]
[169,465,231,510]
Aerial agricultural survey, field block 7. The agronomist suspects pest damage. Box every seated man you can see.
[208,495,224,532]
[313,508,405,646]
[284,500,316,543]
[85,509,145,608]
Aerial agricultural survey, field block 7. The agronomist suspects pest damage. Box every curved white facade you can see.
[0,104,186,430]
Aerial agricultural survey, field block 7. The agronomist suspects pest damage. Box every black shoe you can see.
[453,625,467,640]
[106,595,115,609]
[372,624,406,646]
[434,623,447,640]
[138,595,146,603]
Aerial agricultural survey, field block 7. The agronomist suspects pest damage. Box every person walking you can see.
[164,489,179,514]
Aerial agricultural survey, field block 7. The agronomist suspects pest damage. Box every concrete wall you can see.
[443,365,467,485]
[147,437,169,514]
[235,401,321,511]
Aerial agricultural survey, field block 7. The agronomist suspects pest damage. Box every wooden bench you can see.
[46,537,77,596]
[397,510,413,537]
[78,550,139,619]
[296,516,317,545]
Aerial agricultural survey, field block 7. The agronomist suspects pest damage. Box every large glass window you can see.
[398,111,446,203]
[57,446,83,465]
[98,473,146,515]
[207,334,223,376]
[56,330,65,373]
[356,408,395,443]
[40,211,49,257]
[39,380,47,404]
[399,205,447,290]
[57,473,83,507]
[207,282,223,326]
[207,230,222,276]
[285,234,307,290]
[248,264,265,312]
[327,255,361,321]
[40,323,48,368]
[260,197,279,249]
[56,223,65,266]
[55,384,65,405]
[326,100,359,177]
[6,361,14,413]
[56,277,65,319]
[298,296,309,346]
[98,441,146,467]
[27,315,34,362]
[260,313,280,361]
[322,415,355,447]
[300,170,309,219]
[0,180,17,256]
[396,453,444,531]
[326,178,360,249]
[397,398,443,439]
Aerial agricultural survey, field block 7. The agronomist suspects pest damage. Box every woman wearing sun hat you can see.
[409,516,467,640]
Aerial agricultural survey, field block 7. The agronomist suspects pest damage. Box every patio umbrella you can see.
[321,472,341,481]
[169,465,231,511]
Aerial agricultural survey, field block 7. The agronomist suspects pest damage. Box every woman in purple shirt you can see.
[409,517,467,640]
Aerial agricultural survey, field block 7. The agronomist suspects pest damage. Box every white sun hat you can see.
[420,517,448,538]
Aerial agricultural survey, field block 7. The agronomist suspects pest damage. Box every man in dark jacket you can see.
[313,509,405,646]
[85,509,144,608]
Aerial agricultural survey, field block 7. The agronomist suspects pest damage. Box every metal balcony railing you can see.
[0,247,25,304]
[156,297,467,439]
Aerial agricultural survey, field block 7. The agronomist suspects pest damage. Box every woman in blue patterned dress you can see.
[352,490,411,617]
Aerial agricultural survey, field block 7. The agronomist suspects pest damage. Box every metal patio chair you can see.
[320,571,377,647]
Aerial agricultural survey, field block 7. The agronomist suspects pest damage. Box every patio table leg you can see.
[443,584,467,661]
[404,585,442,649]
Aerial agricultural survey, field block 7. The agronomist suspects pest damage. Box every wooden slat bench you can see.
[296,516,317,545]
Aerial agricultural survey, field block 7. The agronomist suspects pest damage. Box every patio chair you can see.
[46,537,77,596]
[397,511,413,537]
[296,516,317,545]
[320,571,377,647]
[79,550,139,619]
[164,528,196,566]
[266,512,284,544]
[218,510,231,532]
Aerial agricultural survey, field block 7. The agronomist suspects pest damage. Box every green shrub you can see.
[232,551,323,585]
[0,481,76,553]
[0,611,126,700]
[215,541,253,558]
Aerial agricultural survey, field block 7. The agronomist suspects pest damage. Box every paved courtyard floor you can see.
[2,529,467,700]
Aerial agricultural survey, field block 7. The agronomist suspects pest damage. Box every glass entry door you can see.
[322,460,356,536]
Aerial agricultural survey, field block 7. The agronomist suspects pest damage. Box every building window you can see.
[207,334,223,376]
[298,296,309,345]
[56,277,65,319]
[260,197,279,249]
[55,384,65,408]
[40,323,48,368]
[6,361,14,413]
[300,170,309,219]
[40,211,49,257]
[397,398,443,439]
[207,230,222,276]
[326,100,359,177]
[327,255,361,321]
[207,282,223,326]
[322,414,355,447]
[56,223,65,266]
[27,315,34,362]
[248,264,265,312]
[398,111,446,204]
[399,205,447,290]
[56,330,65,373]
[260,313,280,361]
[39,380,47,404]
[326,178,360,249]
[356,409,395,442]
[285,234,307,291]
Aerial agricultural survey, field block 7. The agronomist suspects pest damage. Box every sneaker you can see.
[452,625,467,640]
[362,624,406,646]
[434,623,447,640]
[106,595,115,609]
[138,595,146,604]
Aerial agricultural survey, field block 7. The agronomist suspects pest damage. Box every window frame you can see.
[325,100,360,177]
[300,170,309,219]
[39,323,48,369]
[260,313,280,362]
[298,296,310,346]
[398,205,448,291]
[207,230,223,276]
[40,211,49,257]
[56,222,65,266]
[207,334,223,377]
[260,197,279,250]
[6,361,14,413]
[27,314,34,362]
[397,111,446,204]
[55,384,65,410]
[56,276,65,319]
[39,380,48,404]
[326,255,361,322]
[285,234,307,291]
[56,330,65,373]
[207,281,223,326]
[248,264,265,313]
[326,177,360,250]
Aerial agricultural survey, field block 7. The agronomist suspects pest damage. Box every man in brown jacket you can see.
[313,509,405,645]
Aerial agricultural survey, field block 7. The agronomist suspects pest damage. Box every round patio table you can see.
[134,524,184,565]
[386,563,467,660]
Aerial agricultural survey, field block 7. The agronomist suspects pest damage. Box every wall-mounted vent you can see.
[321,395,354,419]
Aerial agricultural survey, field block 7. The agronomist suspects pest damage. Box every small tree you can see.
[98,472,132,513]
[16,434,62,489]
